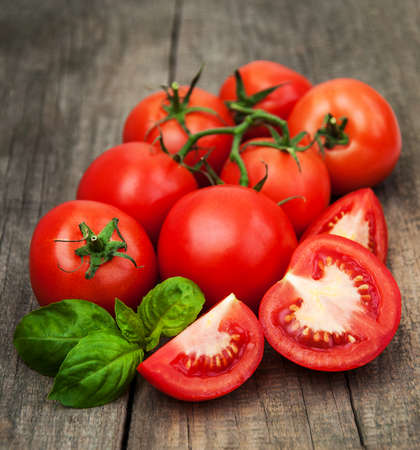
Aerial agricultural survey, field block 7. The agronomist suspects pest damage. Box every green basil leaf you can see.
[48,331,143,408]
[115,298,146,345]
[138,276,205,351]
[13,299,118,377]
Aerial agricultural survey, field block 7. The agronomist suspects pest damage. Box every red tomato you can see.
[123,86,234,176]
[259,235,401,371]
[158,185,297,311]
[288,78,402,195]
[138,293,264,401]
[301,188,388,262]
[76,143,197,244]
[30,200,157,314]
[219,60,312,138]
[220,137,331,236]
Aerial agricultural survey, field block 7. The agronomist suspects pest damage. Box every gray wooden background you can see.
[1,0,419,449]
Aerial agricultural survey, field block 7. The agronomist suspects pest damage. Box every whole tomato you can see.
[288,78,402,195]
[123,85,234,178]
[219,60,312,138]
[157,185,297,311]
[77,142,197,244]
[30,200,157,314]
[220,137,331,236]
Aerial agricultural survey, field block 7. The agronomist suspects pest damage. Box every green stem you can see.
[171,82,181,112]
[174,107,291,185]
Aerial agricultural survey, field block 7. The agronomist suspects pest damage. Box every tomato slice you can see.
[301,188,388,262]
[138,294,264,401]
[259,235,401,371]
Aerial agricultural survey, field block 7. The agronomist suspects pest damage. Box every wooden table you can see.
[1,1,419,448]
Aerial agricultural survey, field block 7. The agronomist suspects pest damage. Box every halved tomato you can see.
[138,294,264,401]
[301,188,388,262]
[259,235,401,371]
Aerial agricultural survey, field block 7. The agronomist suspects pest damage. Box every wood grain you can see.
[1,0,419,449]
[0,1,173,448]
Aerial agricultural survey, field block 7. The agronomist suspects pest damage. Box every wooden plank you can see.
[1,0,419,449]
[127,0,420,449]
[0,1,173,448]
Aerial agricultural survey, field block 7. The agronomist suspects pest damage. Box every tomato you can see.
[158,185,297,311]
[138,293,264,401]
[220,137,331,236]
[301,188,388,262]
[259,234,401,371]
[123,86,234,177]
[288,78,402,195]
[30,200,157,314]
[76,142,197,244]
[219,60,312,138]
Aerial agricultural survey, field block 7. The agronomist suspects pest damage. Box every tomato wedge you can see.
[301,188,388,262]
[259,235,401,371]
[138,294,264,401]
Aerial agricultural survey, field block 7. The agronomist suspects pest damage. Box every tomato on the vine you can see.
[259,234,401,371]
[76,142,197,244]
[219,60,312,138]
[301,188,388,262]
[288,78,402,195]
[123,85,234,177]
[158,185,297,311]
[138,293,264,401]
[220,137,331,236]
[30,200,157,314]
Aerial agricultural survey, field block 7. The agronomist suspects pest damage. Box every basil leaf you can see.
[13,299,117,376]
[115,298,146,345]
[48,331,143,408]
[138,277,205,351]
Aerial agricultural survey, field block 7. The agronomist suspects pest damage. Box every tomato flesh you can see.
[138,294,264,401]
[301,188,388,262]
[259,235,401,371]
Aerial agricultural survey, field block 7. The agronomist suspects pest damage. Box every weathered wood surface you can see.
[1,0,419,449]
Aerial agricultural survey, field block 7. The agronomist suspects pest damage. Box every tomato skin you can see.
[29,200,157,314]
[220,137,331,236]
[219,60,312,138]
[288,78,402,195]
[301,188,388,262]
[158,185,297,311]
[259,234,401,371]
[76,143,197,244]
[123,86,234,176]
[138,294,264,401]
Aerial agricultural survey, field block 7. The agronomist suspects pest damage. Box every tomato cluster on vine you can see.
[26,60,402,403]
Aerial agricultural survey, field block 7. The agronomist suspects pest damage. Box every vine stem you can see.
[174,105,292,186]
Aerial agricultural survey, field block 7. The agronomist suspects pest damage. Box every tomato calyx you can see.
[55,218,139,279]
[315,113,349,151]
[151,67,225,139]
[225,69,286,124]
[242,126,312,173]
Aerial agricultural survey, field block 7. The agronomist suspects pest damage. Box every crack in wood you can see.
[121,376,137,450]
[298,375,315,450]
[168,0,183,84]
[345,372,366,448]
